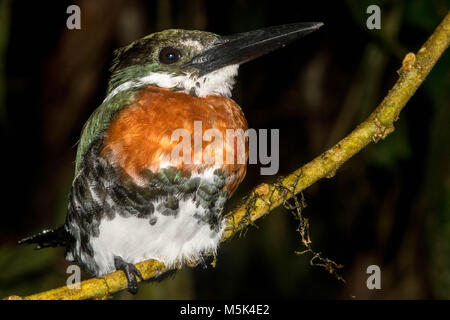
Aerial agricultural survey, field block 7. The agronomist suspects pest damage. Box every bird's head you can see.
[106,22,323,100]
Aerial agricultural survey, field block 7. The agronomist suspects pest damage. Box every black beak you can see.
[183,22,323,76]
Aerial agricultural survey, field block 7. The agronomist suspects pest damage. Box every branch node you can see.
[401,52,416,71]
[372,116,395,142]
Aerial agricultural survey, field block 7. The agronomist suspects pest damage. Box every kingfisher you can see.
[19,22,323,294]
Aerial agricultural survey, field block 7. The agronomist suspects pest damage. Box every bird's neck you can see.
[105,65,239,103]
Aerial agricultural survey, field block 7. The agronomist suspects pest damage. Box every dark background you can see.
[0,0,449,299]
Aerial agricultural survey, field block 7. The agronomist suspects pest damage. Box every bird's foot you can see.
[185,259,200,268]
[114,256,144,295]
[175,258,199,270]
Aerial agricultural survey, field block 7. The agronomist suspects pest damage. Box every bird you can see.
[19,22,323,294]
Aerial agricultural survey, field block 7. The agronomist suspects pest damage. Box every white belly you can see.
[89,198,225,275]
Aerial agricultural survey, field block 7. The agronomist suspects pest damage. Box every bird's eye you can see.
[159,47,181,64]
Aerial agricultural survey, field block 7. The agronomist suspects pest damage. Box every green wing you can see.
[75,89,138,175]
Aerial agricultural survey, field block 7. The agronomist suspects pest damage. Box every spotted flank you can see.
[66,135,230,276]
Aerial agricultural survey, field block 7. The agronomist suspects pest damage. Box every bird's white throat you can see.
[105,64,239,102]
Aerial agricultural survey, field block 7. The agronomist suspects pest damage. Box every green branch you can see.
[4,10,449,301]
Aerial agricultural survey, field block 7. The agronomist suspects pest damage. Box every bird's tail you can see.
[18,225,72,250]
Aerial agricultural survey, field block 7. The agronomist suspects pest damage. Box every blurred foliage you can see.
[0,0,449,299]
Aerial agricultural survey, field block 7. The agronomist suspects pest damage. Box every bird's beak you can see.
[183,22,324,77]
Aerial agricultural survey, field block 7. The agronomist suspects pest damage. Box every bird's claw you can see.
[114,256,144,294]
